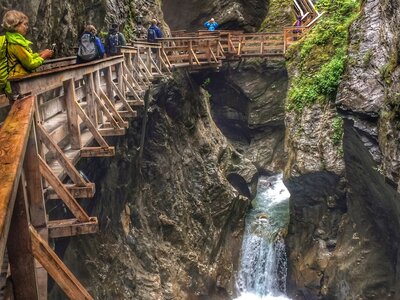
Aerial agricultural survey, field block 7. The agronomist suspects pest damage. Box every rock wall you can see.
[285,0,400,298]
[162,0,269,32]
[0,0,163,56]
[49,72,258,299]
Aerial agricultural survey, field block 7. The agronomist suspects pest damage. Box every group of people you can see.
[0,8,219,98]
[0,9,128,97]
[76,23,127,63]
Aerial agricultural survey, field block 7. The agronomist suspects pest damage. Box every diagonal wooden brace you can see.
[29,225,94,300]
[38,155,91,223]
[36,123,87,187]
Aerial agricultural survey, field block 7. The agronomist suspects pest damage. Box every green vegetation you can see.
[260,0,293,32]
[331,116,344,146]
[286,0,361,112]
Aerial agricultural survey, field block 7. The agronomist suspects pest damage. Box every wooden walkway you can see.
[0,0,322,298]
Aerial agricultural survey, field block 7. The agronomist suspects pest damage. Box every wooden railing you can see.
[0,47,156,298]
[158,36,223,68]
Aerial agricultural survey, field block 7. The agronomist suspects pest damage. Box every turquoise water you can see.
[235,174,291,300]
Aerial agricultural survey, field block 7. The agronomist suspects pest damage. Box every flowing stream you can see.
[235,174,291,300]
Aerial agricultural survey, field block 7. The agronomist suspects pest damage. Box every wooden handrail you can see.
[0,95,35,267]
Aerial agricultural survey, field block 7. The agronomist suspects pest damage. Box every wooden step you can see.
[48,217,98,238]
[45,183,95,200]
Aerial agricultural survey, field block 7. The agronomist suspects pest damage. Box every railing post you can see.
[63,79,82,150]
[7,172,39,300]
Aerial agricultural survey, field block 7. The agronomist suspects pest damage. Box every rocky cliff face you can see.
[0,0,163,56]
[162,0,269,32]
[285,0,400,298]
[49,72,261,299]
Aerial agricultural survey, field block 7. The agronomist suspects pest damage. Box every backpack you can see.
[77,33,98,61]
[147,28,157,42]
[107,33,119,54]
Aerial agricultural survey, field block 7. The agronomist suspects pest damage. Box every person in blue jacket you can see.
[204,18,219,31]
[147,19,163,42]
[77,24,105,63]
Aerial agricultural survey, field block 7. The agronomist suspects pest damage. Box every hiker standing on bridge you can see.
[147,19,163,43]
[105,23,126,56]
[77,25,105,63]
[0,10,53,96]
[204,18,219,31]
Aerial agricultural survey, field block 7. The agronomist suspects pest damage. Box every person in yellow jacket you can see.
[0,10,53,95]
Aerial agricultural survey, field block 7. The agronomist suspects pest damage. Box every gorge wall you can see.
[3,0,400,298]
[285,0,400,298]
[47,57,290,298]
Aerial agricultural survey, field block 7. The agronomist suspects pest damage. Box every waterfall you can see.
[235,174,291,300]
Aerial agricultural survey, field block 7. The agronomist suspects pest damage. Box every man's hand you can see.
[39,49,54,59]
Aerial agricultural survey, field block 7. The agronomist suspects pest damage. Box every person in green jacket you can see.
[0,10,53,95]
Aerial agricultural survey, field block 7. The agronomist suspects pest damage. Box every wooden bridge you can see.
[0,0,321,298]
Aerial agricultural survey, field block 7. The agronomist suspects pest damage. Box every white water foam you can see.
[235,174,291,300]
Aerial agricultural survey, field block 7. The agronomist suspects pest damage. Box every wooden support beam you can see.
[73,98,110,148]
[63,79,82,150]
[104,67,115,104]
[98,127,126,136]
[0,96,34,267]
[110,81,136,116]
[45,183,95,200]
[122,74,144,103]
[37,123,87,187]
[7,175,39,300]
[92,90,120,129]
[29,226,94,300]
[81,147,115,157]
[122,63,144,92]
[24,124,47,228]
[118,111,137,118]
[38,156,91,222]
[85,73,98,126]
[48,218,98,238]
[97,89,127,127]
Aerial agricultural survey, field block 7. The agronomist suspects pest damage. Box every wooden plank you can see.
[46,183,95,200]
[98,127,126,136]
[96,89,126,127]
[37,124,87,187]
[64,79,82,150]
[81,147,115,157]
[38,156,91,222]
[7,175,39,300]
[0,96,34,267]
[48,218,98,238]
[29,226,94,300]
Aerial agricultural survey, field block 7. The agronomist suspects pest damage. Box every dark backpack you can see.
[147,28,157,42]
[77,33,98,61]
[107,33,119,54]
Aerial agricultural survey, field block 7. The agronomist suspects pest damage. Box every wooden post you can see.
[85,73,98,126]
[63,79,82,150]
[104,67,115,104]
[23,123,49,300]
[7,174,39,300]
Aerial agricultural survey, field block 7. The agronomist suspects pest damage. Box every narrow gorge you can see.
[1,0,400,299]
